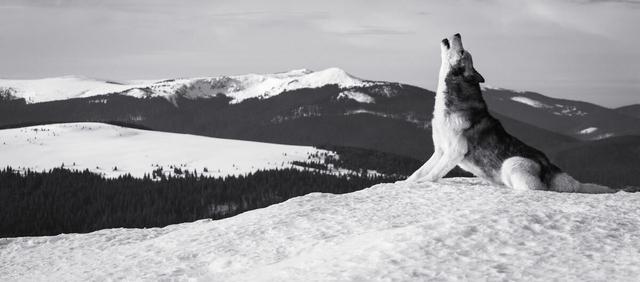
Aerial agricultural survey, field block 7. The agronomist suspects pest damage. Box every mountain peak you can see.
[0,68,373,104]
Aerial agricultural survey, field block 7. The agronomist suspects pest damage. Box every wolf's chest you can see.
[432,95,470,133]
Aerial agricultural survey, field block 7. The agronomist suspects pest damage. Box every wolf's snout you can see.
[441,38,450,49]
[449,33,464,52]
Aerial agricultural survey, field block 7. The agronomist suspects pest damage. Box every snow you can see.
[2,178,639,281]
[0,76,135,104]
[0,68,373,104]
[510,96,551,108]
[0,123,330,178]
[579,127,598,134]
[510,96,588,117]
[481,85,526,93]
[337,90,375,103]
[595,133,615,140]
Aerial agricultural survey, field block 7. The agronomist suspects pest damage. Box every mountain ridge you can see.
[0,68,377,104]
[616,104,640,119]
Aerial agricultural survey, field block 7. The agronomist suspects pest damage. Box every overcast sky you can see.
[1,0,638,107]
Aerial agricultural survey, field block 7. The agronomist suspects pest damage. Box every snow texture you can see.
[510,96,550,108]
[337,90,376,103]
[509,96,588,117]
[2,178,639,281]
[0,123,329,178]
[579,127,598,134]
[0,68,372,104]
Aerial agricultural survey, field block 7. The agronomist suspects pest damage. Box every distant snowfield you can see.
[0,68,372,104]
[337,90,375,103]
[579,127,598,134]
[510,96,588,117]
[2,178,639,281]
[511,96,551,108]
[0,123,329,178]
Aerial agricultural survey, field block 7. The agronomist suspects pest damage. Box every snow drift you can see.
[2,178,639,281]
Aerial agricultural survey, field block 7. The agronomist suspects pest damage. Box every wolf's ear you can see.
[465,68,485,83]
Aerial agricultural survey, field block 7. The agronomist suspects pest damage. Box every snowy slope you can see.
[2,178,639,281]
[0,123,330,178]
[0,76,135,104]
[481,87,640,140]
[0,68,373,104]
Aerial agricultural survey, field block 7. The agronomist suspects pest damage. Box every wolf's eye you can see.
[460,50,465,56]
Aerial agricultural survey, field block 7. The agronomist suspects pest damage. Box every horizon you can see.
[1,0,638,107]
[1,66,637,109]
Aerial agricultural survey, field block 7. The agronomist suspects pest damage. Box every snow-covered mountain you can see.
[3,69,637,143]
[482,87,640,140]
[0,123,331,178]
[0,76,135,104]
[2,69,639,186]
[2,178,639,281]
[0,68,374,104]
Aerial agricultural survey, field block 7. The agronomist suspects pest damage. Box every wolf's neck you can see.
[434,72,487,116]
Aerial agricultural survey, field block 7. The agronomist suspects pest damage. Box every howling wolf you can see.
[406,33,614,193]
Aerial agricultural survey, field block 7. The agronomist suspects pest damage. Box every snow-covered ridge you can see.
[337,90,375,103]
[2,178,638,281]
[0,123,331,178]
[510,96,551,109]
[0,68,375,104]
[579,127,598,134]
[509,96,588,117]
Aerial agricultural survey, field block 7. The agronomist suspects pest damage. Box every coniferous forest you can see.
[0,167,395,238]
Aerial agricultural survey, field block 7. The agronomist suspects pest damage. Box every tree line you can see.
[0,167,394,238]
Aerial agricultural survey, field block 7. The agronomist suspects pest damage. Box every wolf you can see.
[406,33,615,193]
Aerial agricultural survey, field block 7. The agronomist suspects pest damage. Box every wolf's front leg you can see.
[406,149,443,182]
[418,141,467,182]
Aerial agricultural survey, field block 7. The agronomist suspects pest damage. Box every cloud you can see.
[0,0,638,107]
[318,26,413,36]
[579,0,640,4]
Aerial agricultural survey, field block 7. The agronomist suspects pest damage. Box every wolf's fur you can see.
[406,33,615,194]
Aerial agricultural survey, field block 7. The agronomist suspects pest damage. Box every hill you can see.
[482,87,640,140]
[616,104,640,119]
[0,122,330,178]
[0,83,575,160]
[553,136,640,188]
[2,178,639,281]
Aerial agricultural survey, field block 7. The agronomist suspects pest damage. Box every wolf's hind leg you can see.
[500,157,546,191]
[406,149,442,182]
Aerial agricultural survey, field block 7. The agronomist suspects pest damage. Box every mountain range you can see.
[616,104,640,119]
[1,68,638,186]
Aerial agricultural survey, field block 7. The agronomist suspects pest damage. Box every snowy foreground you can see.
[2,178,639,281]
[0,123,329,178]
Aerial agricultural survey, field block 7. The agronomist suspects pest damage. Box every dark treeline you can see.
[0,167,393,238]
[319,145,473,178]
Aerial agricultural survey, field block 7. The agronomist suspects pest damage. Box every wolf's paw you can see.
[415,178,439,185]
[394,179,409,185]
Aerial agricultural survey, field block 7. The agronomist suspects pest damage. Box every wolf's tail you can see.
[549,172,616,194]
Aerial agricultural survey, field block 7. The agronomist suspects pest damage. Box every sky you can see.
[0,0,638,107]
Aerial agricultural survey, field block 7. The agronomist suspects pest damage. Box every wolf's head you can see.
[439,33,485,84]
